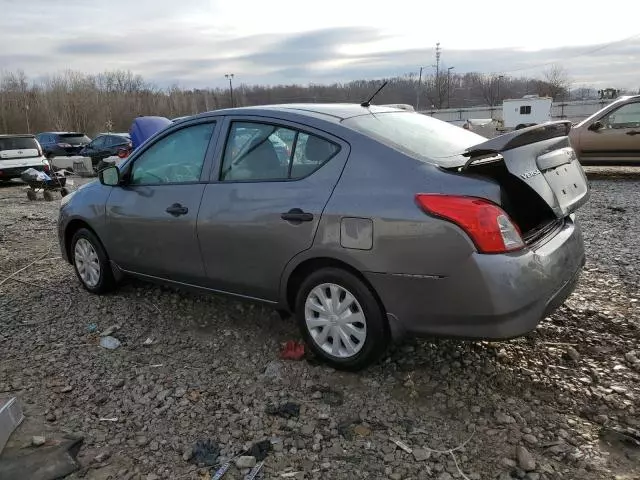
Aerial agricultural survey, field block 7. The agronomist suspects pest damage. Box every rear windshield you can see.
[0,137,39,151]
[342,112,486,165]
[59,133,90,145]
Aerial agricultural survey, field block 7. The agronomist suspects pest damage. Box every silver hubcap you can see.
[74,238,101,288]
[304,283,367,358]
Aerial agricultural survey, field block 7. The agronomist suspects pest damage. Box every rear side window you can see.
[343,112,485,165]
[221,122,338,181]
[0,137,39,151]
[59,133,90,145]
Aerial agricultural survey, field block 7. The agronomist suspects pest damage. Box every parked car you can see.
[569,95,640,164]
[79,133,132,170]
[0,134,48,181]
[58,104,589,370]
[36,132,91,158]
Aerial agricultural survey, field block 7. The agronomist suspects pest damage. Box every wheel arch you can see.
[64,219,101,264]
[283,256,386,317]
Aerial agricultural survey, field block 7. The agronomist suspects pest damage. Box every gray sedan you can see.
[58,104,590,370]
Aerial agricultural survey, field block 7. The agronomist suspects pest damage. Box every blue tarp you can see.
[129,116,172,150]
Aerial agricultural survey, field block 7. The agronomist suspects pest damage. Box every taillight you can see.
[415,194,524,254]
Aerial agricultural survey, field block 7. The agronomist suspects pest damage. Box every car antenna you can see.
[360,80,388,108]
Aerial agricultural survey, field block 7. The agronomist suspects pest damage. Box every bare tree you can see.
[539,64,571,100]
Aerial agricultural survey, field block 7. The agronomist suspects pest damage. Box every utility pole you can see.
[225,73,234,107]
[24,104,30,134]
[434,42,441,108]
[447,66,455,108]
[497,75,505,106]
[416,66,425,111]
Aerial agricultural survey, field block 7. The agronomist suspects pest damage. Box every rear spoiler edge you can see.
[464,121,572,158]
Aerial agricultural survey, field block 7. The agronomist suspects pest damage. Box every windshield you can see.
[59,133,90,145]
[342,112,486,165]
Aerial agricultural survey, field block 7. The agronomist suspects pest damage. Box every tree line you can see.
[0,65,618,136]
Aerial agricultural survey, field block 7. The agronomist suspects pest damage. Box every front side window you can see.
[602,102,640,129]
[220,122,338,181]
[130,122,215,185]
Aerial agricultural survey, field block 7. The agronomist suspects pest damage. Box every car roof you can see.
[0,134,35,138]
[39,131,86,135]
[196,103,405,122]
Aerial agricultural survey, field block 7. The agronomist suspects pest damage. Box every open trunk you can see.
[450,122,590,246]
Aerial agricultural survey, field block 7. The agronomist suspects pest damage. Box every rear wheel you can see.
[26,189,37,201]
[295,267,389,371]
[71,228,115,294]
[43,190,54,201]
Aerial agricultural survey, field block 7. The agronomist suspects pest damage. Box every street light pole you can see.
[225,73,234,107]
[447,66,455,108]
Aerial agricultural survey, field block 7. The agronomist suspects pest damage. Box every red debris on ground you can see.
[279,340,305,360]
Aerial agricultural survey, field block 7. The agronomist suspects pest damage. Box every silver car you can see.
[58,104,589,370]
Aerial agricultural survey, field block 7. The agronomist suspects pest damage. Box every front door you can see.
[197,117,349,301]
[580,101,640,162]
[104,120,218,284]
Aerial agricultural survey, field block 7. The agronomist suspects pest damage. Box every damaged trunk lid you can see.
[460,121,589,218]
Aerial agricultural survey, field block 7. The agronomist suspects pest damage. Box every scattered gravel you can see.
[0,170,639,480]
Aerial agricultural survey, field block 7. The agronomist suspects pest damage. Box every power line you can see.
[496,32,640,75]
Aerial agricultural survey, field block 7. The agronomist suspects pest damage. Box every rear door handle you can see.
[166,203,188,217]
[626,131,640,135]
[281,208,314,223]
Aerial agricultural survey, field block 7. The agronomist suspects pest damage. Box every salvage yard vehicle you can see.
[569,95,640,165]
[79,133,132,171]
[58,104,590,370]
[0,134,49,182]
[36,132,91,158]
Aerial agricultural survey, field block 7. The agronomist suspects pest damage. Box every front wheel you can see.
[295,267,389,371]
[71,228,116,294]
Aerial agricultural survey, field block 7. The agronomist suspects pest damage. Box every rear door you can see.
[0,137,40,161]
[105,120,218,284]
[197,116,349,301]
[578,100,640,162]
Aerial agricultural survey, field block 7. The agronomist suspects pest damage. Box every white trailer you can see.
[502,95,552,129]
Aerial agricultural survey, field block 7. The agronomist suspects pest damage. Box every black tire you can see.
[70,228,116,294]
[515,124,526,130]
[295,267,389,371]
[43,190,54,201]
[26,189,37,201]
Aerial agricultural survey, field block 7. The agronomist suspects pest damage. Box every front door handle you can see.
[626,131,640,136]
[166,203,188,217]
[281,208,314,223]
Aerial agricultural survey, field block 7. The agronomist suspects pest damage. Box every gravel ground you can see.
[0,168,639,480]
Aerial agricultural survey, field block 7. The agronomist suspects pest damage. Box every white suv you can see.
[0,135,48,182]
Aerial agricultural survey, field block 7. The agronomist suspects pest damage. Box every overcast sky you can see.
[2,0,639,90]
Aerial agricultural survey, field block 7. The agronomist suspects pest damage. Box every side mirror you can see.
[589,121,603,131]
[99,165,120,186]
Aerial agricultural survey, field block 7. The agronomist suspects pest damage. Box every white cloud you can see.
[1,0,639,89]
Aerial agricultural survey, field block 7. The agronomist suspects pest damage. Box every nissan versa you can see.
[58,104,590,370]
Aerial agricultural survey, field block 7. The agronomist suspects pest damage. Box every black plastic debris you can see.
[190,439,220,467]
[248,440,272,461]
[265,402,300,419]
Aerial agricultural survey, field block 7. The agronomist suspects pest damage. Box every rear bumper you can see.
[366,215,585,340]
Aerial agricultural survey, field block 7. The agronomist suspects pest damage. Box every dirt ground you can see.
[0,168,639,480]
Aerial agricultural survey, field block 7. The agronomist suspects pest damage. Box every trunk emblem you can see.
[520,170,542,179]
